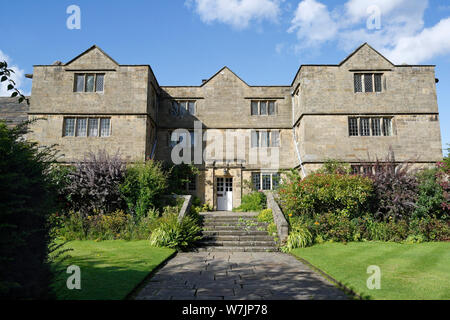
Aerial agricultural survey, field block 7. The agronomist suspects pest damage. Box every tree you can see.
[0,61,29,105]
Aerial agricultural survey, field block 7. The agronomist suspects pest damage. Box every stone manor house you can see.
[0,43,443,210]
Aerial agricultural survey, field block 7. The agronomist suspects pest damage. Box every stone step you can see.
[198,240,277,247]
[202,230,269,236]
[203,225,267,231]
[201,235,274,241]
[195,246,279,252]
[202,222,268,228]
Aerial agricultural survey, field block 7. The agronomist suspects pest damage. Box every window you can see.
[371,118,381,136]
[251,101,259,115]
[354,73,383,93]
[100,118,111,137]
[74,73,105,93]
[251,131,281,148]
[184,174,197,192]
[252,173,261,191]
[383,118,392,136]
[349,117,393,137]
[349,118,359,136]
[76,118,87,137]
[360,118,370,136]
[252,172,280,191]
[64,118,76,137]
[88,118,99,137]
[64,117,111,137]
[251,100,276,116]
[171,100,196,116]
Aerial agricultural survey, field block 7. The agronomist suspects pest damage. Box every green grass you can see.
[291,242,450,300]
[52,240,175,300]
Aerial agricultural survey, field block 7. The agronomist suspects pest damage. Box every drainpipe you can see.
[291,89,307,177]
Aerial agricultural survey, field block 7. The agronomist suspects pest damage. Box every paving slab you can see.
[135,251,348,300]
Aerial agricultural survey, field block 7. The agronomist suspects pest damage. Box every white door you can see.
[217,177,233,211]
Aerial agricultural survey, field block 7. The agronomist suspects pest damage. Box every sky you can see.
[1,0,449,155]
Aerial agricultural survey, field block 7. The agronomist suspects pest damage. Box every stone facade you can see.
[14,43,443,210]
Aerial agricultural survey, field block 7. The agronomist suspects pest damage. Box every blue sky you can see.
[1,0,449,155]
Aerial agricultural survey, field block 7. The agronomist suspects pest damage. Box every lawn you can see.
[291,242,450,300]
[52,240,175,300]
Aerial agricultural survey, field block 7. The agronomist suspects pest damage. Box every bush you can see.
[64,150,126,216]
[414,168,447,220]
[281,225,313,252]
[233,191,267,212]
[317,159,351,175]
[166,163,199,194]
[369,155,419,222]
[257,208,274,223]
[279,173,373,219]
[0,121,57,299]
[409,217,450,242]
[120,160,168,219]
[149,212,202,251]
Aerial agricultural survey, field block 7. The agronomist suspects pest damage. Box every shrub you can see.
[257,208,274,223]
[278,173,373,219]
[414,168,446,220]
[65,150,126,216]
[281,225,313,252]
[233,191,267,212]
[166,163,199,194]
[0,121,57,299]
[409,217,450,242]
[309,212,356,243]
[317,159,351,175]
[369,154,419,222]
[149,212,202,251]
[120,160,168,219]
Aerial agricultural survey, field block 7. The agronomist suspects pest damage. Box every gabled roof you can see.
[200,66,249,87]
[338,42,394,66]
[65,45,119,66]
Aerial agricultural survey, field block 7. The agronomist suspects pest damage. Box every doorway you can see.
[217,177,233,211]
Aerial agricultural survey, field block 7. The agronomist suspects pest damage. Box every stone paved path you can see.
[136,251,347,300]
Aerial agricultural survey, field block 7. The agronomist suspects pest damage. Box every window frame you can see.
[250,130,281,148]
[250,100,277,116]
[349,117,394,137]
[172,100,196,116]
[74,73,105,93]
[63,117,111,138]
[251,172,281,191]
[354,73,383,93]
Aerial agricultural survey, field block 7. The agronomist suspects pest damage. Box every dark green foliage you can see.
[0,61,29,105]
[65,150,126,216]
[233,191,267,212]
[317,159,351,174]
[120,161,168,219]
[0,121,56,299]
[414,168,446,220]
[165,163,199,194]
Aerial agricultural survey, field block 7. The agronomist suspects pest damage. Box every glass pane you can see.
[268,101,275,115]
[64,118,75,136]
[88,118,99,137]
[374,74,382,92]
[251,131,259,148]
[349,118,358,136]
[252,173,261,190]
[100,118,110,137]
[272,174,280,189]
[76,118,87,137]
[364,74,373,92]
[96,74,104,92]
[383,118,392,136]
[170,101,179,116]
[188,102,195,115]
[271,131,280,147]
[371,118,381,136]
[260,102,267,115]
[262,174,271,190]
[75,74,84,92]
[251,101,258,115]
[360,118,370,136]
[354,74,362,93]
[86,75,95,92]
[261,131,269,147]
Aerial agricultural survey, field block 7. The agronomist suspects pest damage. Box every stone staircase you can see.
[196,212,279,252]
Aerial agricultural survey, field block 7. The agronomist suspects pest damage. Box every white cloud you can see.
[287,0,450,64]
[187,0,282,29]
[0,50,27,97]
[288,0,338,47]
